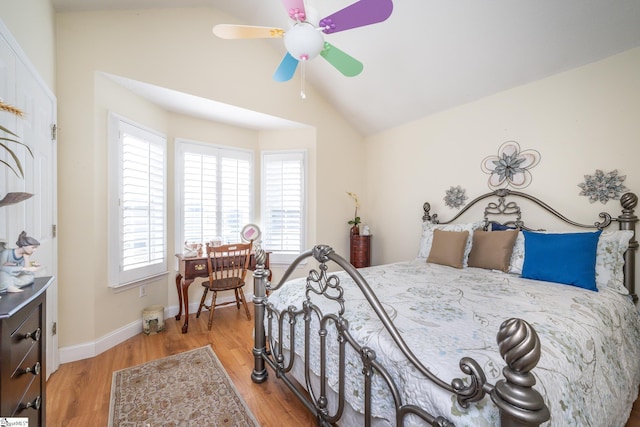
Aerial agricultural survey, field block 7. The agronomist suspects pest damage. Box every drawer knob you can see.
[24,327,41,342]
[21,395,41,411]
[23,361,41,376]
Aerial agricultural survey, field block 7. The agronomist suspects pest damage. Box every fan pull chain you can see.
[300,60,307,99]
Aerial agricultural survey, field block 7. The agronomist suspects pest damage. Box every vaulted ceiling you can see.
[52,0,640,135]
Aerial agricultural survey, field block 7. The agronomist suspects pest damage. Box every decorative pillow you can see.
[417,221,483,266]
[521,230,602,291]
[489,222,516,231]
[508,232,526,274]
[426,229,469,269]
[595,230,633,294]
[468,230,519,272]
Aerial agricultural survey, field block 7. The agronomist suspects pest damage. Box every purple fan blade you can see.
[273,53,299,82]
[281,0,307,21]
[320,0,393,34]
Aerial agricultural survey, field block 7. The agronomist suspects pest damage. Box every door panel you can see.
[0,21,58,378]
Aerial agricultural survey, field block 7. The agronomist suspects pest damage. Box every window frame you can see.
[261,149,307,265]
[174,138,254,256]
[107,112,168,289]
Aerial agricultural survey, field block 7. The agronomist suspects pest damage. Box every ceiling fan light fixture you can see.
[284,22,325,61]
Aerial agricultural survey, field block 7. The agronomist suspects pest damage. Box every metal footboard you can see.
[251,246,550,426]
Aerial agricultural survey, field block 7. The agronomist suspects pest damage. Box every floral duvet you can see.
[267,259,640,426]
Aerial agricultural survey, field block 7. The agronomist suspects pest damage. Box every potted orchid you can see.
[346,191,361,235]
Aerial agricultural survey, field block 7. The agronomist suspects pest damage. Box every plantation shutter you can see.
[262,151,305,257]
[108,113,168,288]
[120,127,165,272]
[181,142,252,246]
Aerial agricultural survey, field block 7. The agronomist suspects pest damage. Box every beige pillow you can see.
[426,229,469,269]
[467,230,519,272]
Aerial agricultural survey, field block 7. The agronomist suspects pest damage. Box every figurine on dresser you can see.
[0,230,41,296]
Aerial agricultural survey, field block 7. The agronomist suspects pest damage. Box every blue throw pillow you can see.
[490,222,516,231]
[521,230,602,291]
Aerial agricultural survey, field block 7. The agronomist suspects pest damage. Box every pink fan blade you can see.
[320,42,363,77]
[213,24,284,39]
[273,53,299,82]
[320,0,393,34]
[281,0,307,21]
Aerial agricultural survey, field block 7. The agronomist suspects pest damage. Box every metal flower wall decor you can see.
[481,141,541,190]
[444,185,468,209]
[578,169,628,204]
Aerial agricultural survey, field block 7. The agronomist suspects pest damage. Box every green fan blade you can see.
[320,42,363,77]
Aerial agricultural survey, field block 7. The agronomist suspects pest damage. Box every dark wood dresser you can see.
[350,235,372,268]
[0,276,53,426]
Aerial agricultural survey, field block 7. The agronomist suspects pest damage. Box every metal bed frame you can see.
[251,189,638,426]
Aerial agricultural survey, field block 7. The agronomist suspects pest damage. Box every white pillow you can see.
[508,229,633,294]
[508,231,525,274]
[595,230,633,294]
[417,221,483,267]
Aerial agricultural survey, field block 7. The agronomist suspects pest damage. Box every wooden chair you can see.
[196,241,252,330]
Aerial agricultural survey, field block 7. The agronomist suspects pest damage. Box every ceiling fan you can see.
[213,0,393,96]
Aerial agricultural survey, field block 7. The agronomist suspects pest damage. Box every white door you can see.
[0,21,59,378]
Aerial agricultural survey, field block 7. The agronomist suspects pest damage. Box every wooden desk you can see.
[175,252,270,333]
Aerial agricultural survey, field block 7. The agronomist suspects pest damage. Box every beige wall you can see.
[55,8,364,351]
[6,2,639,359]
[365,47,640,266]
[0,1,56,90]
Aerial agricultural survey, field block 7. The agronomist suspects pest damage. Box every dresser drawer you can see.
[9,340,41,404]
[184,259,208,277]
[12,373,42,425]
[10,304,42,373]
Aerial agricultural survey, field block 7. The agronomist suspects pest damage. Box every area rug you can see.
[108,345,259,426]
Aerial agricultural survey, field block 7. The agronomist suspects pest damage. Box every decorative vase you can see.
[350,224,360,236]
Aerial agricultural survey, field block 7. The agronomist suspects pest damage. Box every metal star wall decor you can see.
[481,141,541,190]
[444,185,468,209]
[578,169,628,204]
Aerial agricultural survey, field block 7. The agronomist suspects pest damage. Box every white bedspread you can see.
[267,259,640,426]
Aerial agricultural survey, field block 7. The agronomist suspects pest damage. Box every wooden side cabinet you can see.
[350,235,371,268]
[0,276,53,426]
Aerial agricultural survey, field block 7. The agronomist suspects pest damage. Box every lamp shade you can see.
[284,22,325,61]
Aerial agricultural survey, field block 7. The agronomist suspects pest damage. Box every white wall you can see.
[365,47,640,265]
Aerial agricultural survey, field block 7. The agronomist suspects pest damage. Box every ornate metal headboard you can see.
[422,189,639,303]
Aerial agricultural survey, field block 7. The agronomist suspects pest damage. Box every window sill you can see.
[109,271,169,294]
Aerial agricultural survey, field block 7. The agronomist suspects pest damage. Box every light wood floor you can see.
[47,303,640,427]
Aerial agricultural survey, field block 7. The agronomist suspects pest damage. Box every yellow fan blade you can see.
[213,24,285,39]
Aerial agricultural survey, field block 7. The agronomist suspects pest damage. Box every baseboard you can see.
[58,293,253,364]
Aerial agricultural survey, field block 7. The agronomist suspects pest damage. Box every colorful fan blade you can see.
[213,24,284,39]
[320,43,363,77]
[319,0,393,34]
[281,0,307,21]
[273,53,299,82]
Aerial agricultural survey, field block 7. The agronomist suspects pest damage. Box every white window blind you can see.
[178,141,252,247]
[108,114,167,288]
[262,151,306,262]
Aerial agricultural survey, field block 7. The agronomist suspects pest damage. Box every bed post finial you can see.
[423,202,432,223]
[491,318,550,427]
